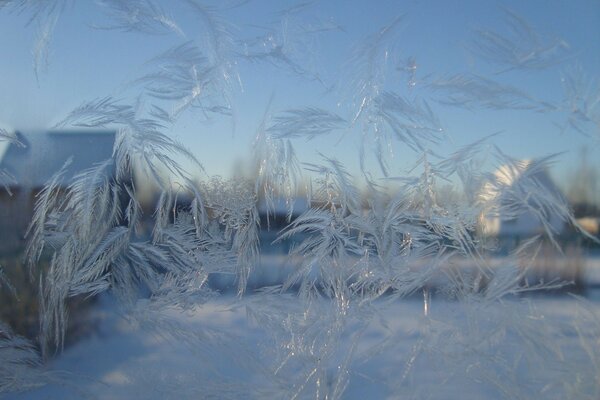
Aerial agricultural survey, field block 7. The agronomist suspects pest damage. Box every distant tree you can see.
[567,148,600,218]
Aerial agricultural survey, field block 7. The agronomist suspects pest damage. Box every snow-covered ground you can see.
[6,288,600,400]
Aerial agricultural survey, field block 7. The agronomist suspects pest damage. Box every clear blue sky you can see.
[0,0,599,193]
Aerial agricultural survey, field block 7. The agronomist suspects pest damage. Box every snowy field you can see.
[7,288,600,400]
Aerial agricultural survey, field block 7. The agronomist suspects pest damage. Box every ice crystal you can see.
[470,8,571,72]
[96,0,183,35]
[137,41,230,119]
[428,73,550,111]
[268,108,347,141]
[254,104,304,225]
[0,322,47,393]
[0,1,598,399]
[560,65,600,138]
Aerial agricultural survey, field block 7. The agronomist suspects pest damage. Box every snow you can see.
[6,290,600,400]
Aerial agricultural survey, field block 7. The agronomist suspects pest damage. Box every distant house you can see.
[575,217,599,236]
[478,160,567,247]
[0,130,116,252]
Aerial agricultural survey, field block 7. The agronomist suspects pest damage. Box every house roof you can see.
[0,130,115,188]
[479,159,567,237]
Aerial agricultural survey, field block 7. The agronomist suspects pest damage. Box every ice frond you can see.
[0,128,24,146]
[304,155,361,215]
[148,103,174,124]
[277,207,363,295]
[428,74,548,111]
[478,150,573,248]
[144,270,214,311]
[24,157,73,270]
[137,41,226,118]
[183,0,239,106]
[560,65,600,138]
[0,0,68,23]
[79,225,130,276]
[54,96,137,128]
[434,132,499,178]
[184,0,235,64]
[397,56,418,90]
[241,42,311,83]
[0,321,50,394]
[200,176,259,294]
[255,108,303,225]
[243,292,371,399]
[35,181,124,351]
[345,15,404,123]
[238,16,325,83]
[56,97,204,186]
[179,178,208,239]
[64,159,116,236]
[201,177,256,236]
[373,91,444,152]
[95,0,184,36]
[232,204,259,295]
[0,169,18,196]
[38,186,217,351]
[275,1,318,17]
[124,125,205,186]
[32,8,59,83]
[1,0,68,82]
[268,107,347,140]
[470,8,571,72]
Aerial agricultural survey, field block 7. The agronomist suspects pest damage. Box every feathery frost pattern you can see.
[470,8,571,72]
[0,321,48,393]
[560,65,600,138]
[428,74,551,111]
[268,108,347,140]
[1,1,599,398]
[254,104,304,225]
[0,0,68,82]
[96,0,183,35]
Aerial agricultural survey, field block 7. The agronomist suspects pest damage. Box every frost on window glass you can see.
[0,1,599,399]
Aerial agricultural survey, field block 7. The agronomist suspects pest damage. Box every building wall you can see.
[0,189,34,254]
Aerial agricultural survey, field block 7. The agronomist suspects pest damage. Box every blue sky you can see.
[0,0,599,193]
